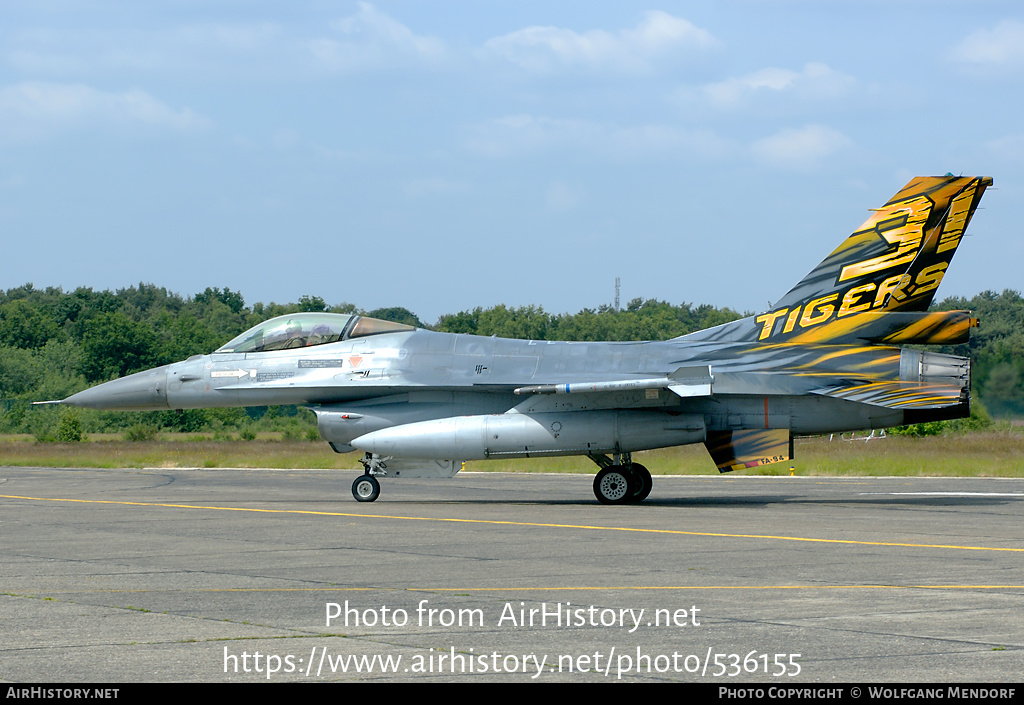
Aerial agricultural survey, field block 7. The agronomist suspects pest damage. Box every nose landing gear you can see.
[352,474,380,502]
[352,452,386,502]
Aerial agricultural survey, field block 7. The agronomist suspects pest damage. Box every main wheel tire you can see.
[352,475,380,502]
[594,466,634,504]
[629,463,653,503]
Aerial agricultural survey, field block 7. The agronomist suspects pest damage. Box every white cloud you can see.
[0,82,210,140]
[176,22,283,52]
[466,114,734,160]
[751,124,853,171]
[272,128,301,150]
[700,62,858,109]
[6,23,286,78]
[483,11,717,73]
[308,2,446,72]
[952,20,1024,68]
[403,177,470,198]
[545,181,584,212]
[467,114,603,155]
[6,7,443,80]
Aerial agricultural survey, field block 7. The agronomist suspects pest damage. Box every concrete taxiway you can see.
[2,467,1022,682]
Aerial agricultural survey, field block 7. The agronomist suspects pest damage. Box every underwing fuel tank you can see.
[351,410,706,460]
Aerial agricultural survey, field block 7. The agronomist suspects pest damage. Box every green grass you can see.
[468,431,1024,477]
[1,429,1023,476]
[0,437,356,470]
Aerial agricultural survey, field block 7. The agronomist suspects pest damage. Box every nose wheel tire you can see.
[593,467,633,504]
[352,475,380,502]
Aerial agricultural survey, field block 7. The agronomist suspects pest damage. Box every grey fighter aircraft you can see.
[52,175,991,504]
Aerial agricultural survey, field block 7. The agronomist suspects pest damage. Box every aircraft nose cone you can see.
[63,366,171,411]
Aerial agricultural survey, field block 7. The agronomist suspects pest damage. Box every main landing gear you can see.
[590,453,652,505]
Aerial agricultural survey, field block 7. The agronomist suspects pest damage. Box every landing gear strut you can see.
[589,453,652,504]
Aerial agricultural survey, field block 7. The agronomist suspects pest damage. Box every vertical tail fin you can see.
[753,175,991,343]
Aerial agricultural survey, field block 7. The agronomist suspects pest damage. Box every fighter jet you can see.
[54,175,991,504]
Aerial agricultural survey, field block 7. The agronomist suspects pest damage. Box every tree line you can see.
[1,283,1021,438]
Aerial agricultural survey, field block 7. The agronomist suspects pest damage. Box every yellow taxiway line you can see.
[3,493,1022,553]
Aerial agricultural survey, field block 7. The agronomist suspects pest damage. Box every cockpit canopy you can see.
[214,313,415,354]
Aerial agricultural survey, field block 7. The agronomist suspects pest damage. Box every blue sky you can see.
[1,1,1022,323]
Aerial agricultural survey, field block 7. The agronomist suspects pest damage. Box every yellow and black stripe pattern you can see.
[755,176,991,344]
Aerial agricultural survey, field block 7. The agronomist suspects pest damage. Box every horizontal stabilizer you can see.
[785,310,977,345]
[705,429,791,473]
[813,380,966,410]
